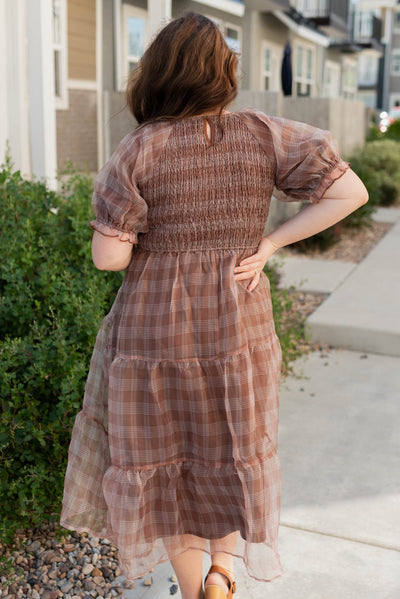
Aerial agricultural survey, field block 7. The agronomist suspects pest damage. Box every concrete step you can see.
[271,255,356,295]
[306,217,400,356]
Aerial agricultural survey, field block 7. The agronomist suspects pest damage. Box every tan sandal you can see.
[204,564,237,599]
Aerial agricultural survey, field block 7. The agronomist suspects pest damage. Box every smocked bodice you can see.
[138,115,275,252]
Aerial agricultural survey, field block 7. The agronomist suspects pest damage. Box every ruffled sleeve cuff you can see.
[309,159,351,204]
[89,219,138,244]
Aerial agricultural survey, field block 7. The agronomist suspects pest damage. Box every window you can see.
[261,42,280,92]
[357,54,379,86]
[389,94,400,109]
[342,59,358,98]
[52,0,67,108]
[225,24,241,54]
[323,61,340,98]
[295,44,315,97]
[122,5,147,82]
[296,0,329,18]
[394,11,400,33]
[263,47,271,91]
[206,16,242,55]
[392,50,400,75]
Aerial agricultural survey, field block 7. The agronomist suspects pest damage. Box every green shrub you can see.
[0,162,122,542]
[384,119,400,142]
[366,122,382,142]
[347,139,400,209]
[0,162,306,542]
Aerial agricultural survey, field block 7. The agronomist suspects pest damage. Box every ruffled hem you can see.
[61,403,283,583]
[309,159,351,204]
[89,219,138,244]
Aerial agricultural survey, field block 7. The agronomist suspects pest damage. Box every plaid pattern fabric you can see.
[61,110,349,582]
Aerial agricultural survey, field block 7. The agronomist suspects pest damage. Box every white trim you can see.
[27,0,57,188]
[273,10,330,47]
[260,40,280,92]
[0,0,8,162]
[194,0,244,17]
[121,4,148,90]
[114,0,122,90]
[53,0,69,109]
[293,40,316,97]
[68,78,98,90]
[148,0,171,38]
[323,60,340,98]
[103,90,111,162]
[96,0,104,169]
[342,56,358,98]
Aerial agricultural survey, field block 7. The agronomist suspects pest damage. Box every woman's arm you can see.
[91,231,135,271]
[234,168,369,291]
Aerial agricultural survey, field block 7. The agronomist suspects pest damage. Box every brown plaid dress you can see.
[60,109,349,581]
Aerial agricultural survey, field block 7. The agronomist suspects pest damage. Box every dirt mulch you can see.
[277,220,393,263]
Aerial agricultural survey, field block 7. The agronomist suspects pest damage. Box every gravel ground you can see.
[0,218,395,598]
[278,220,393,263]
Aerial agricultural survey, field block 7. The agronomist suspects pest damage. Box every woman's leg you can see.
[170,548,204,599]
[205,531,239,595]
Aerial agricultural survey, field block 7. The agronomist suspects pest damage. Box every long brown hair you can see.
[127,13,239,124]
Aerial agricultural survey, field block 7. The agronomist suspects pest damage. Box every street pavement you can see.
[120,207,400,598]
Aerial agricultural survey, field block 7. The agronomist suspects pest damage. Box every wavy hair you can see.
[127,13,239,124]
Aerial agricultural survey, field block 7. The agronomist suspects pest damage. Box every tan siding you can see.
[68,0,96,80]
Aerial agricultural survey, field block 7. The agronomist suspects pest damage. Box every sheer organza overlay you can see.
[61,110,350,582]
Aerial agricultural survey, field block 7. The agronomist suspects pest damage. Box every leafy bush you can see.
[347,139,400,208]
[366,122,382,142]
[0,161,122,542]
[384,119,400,142]
[0,161,306,542]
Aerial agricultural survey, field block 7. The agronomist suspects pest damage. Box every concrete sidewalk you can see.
[271,206,400,356]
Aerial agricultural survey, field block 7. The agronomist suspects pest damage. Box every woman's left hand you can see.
[233,237,279,292]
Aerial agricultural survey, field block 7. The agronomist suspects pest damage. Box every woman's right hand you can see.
[233,237,280,292]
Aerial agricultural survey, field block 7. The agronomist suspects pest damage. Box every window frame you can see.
[394,10,400,34]
[342,58,358,99]
[223,21,242,55]
[260,41,280,92]
[205,15,242,56]
[322,60,340,98]
[294,41,315,97]
[52,0,68,109]
[391,49,400,76]
[121,4,148,89]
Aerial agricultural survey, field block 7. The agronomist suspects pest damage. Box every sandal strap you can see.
[204,565,237,594]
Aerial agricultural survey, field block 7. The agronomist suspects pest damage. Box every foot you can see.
[204,572,230,596]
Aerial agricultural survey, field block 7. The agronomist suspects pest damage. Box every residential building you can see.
[351,0,400,111]
[1,0,368,186]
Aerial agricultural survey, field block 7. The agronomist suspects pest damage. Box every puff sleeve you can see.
[89,131,149,244]
[241,109,350,204]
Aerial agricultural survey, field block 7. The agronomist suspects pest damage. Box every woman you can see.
[60,12,368,599]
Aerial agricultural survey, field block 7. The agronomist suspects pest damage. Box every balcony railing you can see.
[292,0,349,33]
[354,15,382,43]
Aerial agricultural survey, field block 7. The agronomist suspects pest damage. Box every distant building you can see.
[1,0,369,184]
[351,0,400,111]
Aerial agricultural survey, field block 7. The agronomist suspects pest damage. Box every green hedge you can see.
[0,162,123,542]
[0,161,305,542]
[347,139,400,209]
